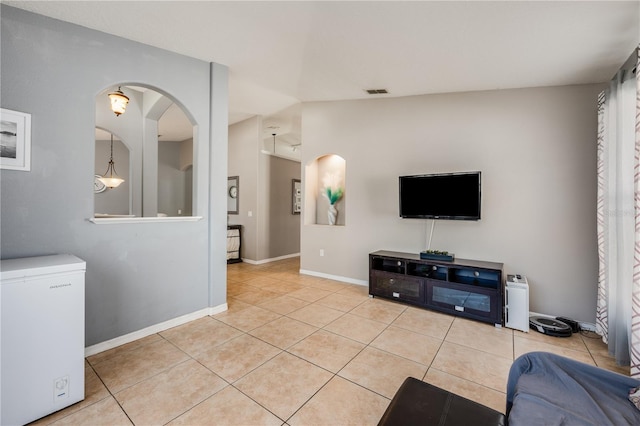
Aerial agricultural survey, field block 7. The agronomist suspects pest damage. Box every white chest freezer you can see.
[1,254,86,425]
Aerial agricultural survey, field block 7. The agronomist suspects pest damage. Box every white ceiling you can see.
[6,1,640,127]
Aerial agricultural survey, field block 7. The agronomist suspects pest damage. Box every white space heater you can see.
[1,254,85,425]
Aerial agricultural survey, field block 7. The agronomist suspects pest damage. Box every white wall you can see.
[301,84,602,322]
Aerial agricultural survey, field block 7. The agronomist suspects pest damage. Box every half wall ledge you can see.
[89,216,203,224]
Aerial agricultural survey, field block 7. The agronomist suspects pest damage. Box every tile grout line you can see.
[421,314,455,382]
[87,347,146,426]
[162,321,287,424]
[222,278,402,421]
[236,264,503,410]
[68,259,619,425]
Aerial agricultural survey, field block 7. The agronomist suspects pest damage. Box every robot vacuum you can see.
[529,316,573,337]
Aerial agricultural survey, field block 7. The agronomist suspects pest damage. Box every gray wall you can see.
[301,85,602,323]
[0,6,228,346]
[95,137,193,217]
[94,139,130,215]
[228,117,301,261]
[158,140,191,217]
[96,88,144,217]
[267,155,301,257]
[228,117,260,260]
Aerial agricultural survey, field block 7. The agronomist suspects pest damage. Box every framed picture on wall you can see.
[0,108,31,171]
[228,176,239,214]
[292,179,301,214]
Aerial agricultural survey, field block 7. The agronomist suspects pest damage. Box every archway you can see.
[95,84,197,217]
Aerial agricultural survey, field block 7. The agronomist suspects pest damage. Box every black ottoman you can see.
[378,377,506,426]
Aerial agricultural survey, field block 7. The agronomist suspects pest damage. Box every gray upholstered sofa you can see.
[379,351,640,425]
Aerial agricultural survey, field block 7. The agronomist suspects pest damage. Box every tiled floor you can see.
[33,257,627,425]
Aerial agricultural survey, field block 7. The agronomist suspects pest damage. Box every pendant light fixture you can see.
[272,133,276,154]
[98,133,125,188]
[108,86,129,117]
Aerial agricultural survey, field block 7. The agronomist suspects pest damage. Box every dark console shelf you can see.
[369,250,504,326]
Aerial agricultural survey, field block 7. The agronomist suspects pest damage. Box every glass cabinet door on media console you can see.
[370,272,424,303]
[369,251,504,326]
[369,256,425,303]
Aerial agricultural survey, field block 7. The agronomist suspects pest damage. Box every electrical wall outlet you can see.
[320,249,325,257]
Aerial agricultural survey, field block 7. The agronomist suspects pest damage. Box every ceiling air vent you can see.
[365,89,388,95]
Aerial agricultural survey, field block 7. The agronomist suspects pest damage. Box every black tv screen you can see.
[399,172,481,220]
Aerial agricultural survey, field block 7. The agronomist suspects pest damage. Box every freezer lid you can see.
[0,254,86,281]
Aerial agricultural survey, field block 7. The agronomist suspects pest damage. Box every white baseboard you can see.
[299,269,368,286]
[209,303,228,316]
[85,303,228,357]
[242,253,300,265]
[528,311,555,319]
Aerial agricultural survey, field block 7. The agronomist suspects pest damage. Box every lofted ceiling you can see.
[6,1,639,132]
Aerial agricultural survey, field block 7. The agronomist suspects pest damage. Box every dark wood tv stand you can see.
[369,250,504,326]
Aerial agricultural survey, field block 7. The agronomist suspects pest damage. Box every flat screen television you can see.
[399,171,481,220]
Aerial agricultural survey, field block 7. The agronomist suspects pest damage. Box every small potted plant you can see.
[322,171,344,225]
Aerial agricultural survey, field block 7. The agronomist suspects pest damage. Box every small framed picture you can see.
[228,176,239,214]
[292,179,301,214]
[0,108,31,171]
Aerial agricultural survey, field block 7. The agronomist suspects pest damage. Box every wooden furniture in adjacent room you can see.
[227,225,242,263]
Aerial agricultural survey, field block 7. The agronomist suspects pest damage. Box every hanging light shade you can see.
[108,86,129,117]
[98,134,125,188]
[272,133,276,154]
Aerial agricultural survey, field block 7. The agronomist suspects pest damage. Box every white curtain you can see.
[596,46,640,375]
